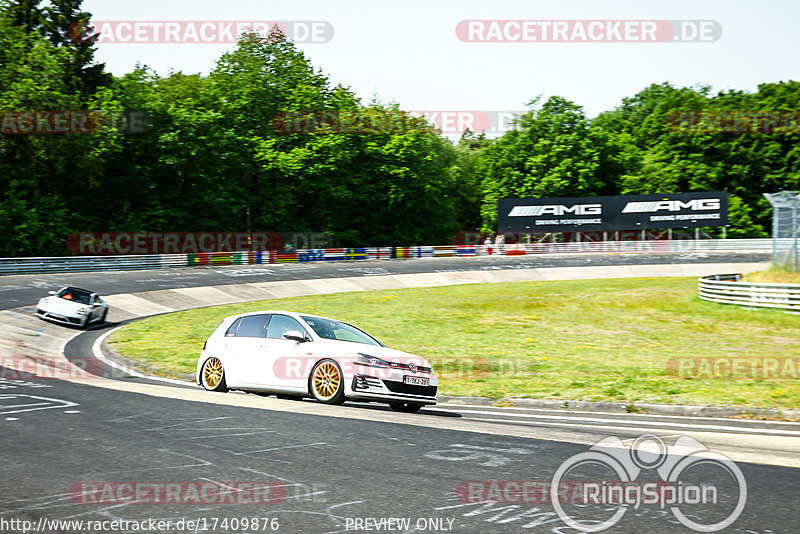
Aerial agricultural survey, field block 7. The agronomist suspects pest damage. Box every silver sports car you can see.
[36,286,108,328]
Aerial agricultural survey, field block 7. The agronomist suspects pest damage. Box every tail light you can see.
[202,340,207,351]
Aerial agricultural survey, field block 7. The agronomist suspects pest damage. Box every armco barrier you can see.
[0,238,775,276]
[698,274,800,312]
[0,254,187,275]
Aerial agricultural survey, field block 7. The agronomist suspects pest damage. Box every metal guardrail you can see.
[0,254,187,275]
[0,238,776,276]
[698,273,800,312]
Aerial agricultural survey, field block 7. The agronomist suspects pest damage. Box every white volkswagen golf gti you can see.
[197,311,438,412]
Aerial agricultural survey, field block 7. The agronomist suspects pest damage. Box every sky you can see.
[80,0,799,132]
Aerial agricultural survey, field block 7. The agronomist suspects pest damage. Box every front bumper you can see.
[36,308,83,326]
[350,374,438,405]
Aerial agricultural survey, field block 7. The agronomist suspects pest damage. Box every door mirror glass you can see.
[282,330,306,343]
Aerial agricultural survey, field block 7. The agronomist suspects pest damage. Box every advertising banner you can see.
[497,192,728,233]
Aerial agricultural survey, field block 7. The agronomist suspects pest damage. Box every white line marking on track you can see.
[451,408,800,436]
[92,327,194,386]
[144,416,232,431]
[174,430,277,440]
[240,442,327,455]
[438,403,800,426]
[463,414,800,438]
[0,394,78,414]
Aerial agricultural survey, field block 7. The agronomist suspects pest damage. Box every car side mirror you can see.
[283,330,306,343]
[48,291,55,295]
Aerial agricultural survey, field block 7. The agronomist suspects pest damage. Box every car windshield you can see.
[56,288,92,305]
[301,316,384,346]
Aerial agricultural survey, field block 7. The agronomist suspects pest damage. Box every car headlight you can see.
[356,354,391,367]
[76,308,87,315]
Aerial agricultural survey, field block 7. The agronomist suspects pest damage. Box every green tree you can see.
[0,6,120,255]
[479,97,606,230]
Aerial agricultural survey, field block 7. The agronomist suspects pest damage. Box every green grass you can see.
[109,277,800,409]
[743,263,800,284]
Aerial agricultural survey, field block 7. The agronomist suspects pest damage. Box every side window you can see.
[225,318,242,337]
[333,329,364,343]
[266,315,307,340]
[236,315,270,338]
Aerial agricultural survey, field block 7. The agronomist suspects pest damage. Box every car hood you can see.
[314,340,432,367]
[38,297,88,314]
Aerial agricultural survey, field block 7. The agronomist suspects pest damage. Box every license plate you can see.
[404,376,429,386]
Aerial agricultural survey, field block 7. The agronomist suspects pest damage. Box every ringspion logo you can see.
[551,434,746,532]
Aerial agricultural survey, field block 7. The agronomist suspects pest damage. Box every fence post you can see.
[793,203,799,273]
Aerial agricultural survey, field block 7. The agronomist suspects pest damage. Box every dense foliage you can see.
[1,1,797,255]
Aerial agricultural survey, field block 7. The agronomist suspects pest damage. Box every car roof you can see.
[226,310,344,323]
[61,286,95,295]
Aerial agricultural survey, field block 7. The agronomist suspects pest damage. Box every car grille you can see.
[383,380,437,397]
[40,311,81,324]
[389,362,433,374]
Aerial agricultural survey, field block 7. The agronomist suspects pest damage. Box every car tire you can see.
[99,309,108,323]
[200,357,228,392]
[309,359,345,405]
[389,402,424,413]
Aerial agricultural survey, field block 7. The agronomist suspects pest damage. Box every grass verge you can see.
[742,263,800,284]
[109,277,800,409]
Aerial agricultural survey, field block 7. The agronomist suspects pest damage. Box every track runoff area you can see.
[1,250,797,534]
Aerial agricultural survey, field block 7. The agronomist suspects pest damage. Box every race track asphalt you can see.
[1,250,796,533]
[0,250,770,310]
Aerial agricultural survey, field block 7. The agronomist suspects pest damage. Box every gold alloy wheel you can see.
[312,361,341,400]
[203,357,224,389]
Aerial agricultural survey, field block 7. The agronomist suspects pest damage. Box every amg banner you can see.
[497,192,728,233]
